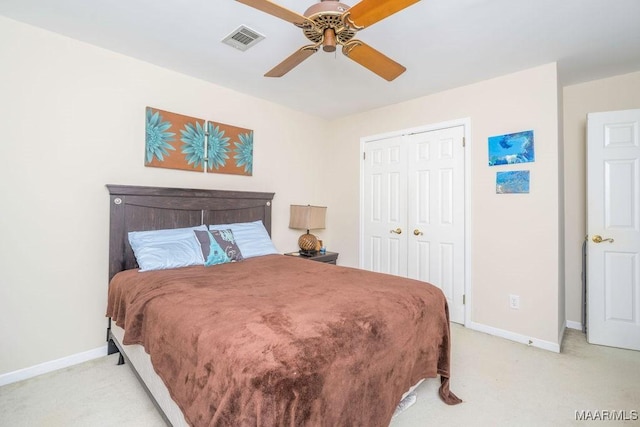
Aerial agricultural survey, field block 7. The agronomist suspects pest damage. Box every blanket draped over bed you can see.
[107,254,460,426]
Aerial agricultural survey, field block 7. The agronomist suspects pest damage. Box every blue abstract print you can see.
[488,130,535,166]
[496,170,530,194]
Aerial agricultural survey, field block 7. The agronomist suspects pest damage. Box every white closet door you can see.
[407,126,465,323]
[362,136,408,276]
[361,125,466,324]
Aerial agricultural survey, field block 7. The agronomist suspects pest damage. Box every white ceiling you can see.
[2,0,639,119]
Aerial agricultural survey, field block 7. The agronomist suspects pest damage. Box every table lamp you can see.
[289,204,327,256]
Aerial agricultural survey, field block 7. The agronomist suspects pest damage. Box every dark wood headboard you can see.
[107,185,275,281]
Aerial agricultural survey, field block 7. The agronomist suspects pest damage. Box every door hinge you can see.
[462,137,466,147]
[363,152,366,160]
[463,294,466,305]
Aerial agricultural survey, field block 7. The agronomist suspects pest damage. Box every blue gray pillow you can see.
[128,225,207,272]
[208,220,278,258]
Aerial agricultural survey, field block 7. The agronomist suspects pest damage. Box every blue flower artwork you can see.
[208,121,254,176]
[496,170,530,194]
[144,107,253,176]
[145,107,205,172]
[207,123,231,171]
[234,132,253,174]
[181,122,207,169]
[145,109,175,164]
[488,130,535,166]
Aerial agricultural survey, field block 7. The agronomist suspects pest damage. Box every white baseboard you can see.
[466,321,561,353]
[0,345,108,387]
[558,322,566,350]
[566,320,583,330]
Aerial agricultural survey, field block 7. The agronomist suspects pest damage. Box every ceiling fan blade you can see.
[236,0,310,26]
[346,0,420,28]
[265,45,319,77]
[342,40,406,81]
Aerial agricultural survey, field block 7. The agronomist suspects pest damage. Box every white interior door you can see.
[587,109,640,351]
[362,136,408,276]
[407,126,465,323]
[362,125,466,324]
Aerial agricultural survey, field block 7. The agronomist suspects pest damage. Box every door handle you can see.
[390,228,402,234]
[413,229,423,236]
[592,235,614,243]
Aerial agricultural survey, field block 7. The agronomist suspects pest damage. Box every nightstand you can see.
[284,251,339,265]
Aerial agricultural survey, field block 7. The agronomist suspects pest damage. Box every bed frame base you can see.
[106,319,125,364]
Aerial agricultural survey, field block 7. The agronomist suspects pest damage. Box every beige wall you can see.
[562,70,640,326]
[324,63,563,345]
[0,17,332,375]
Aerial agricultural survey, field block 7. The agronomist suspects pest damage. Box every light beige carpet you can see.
[1,325,638,426]
[390,325,639,426]
[0,351,165,427]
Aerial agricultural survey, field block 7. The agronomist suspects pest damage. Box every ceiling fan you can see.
[236,0,420,81]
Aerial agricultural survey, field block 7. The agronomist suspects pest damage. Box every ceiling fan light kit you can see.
[236,0,420,81]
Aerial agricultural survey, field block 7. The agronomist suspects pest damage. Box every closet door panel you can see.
[407,126,465,323]
[362,136,408,276]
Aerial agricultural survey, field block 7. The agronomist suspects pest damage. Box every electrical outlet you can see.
[509,294,520,309]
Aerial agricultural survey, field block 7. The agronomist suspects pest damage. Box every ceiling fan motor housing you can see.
[302,0,357,51]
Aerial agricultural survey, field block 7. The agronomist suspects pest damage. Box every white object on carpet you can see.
[392,392,417,418]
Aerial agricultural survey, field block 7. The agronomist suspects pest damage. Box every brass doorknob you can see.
[592,235,614,243]
[390,228,402,234]
[413,229,423,236]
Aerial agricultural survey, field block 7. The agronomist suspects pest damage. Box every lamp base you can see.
[298,232,319,254]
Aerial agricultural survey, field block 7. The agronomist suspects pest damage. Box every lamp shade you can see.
[289,205,327,231]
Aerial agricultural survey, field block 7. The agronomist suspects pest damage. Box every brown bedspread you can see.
[107,254,460,426]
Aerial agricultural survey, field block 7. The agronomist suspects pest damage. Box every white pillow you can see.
[128,225,207,272]
[209,220,278,258]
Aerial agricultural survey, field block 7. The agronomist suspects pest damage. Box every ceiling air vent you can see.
[222,25,265,51]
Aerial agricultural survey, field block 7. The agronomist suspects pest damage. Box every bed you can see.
[105,184,461,426]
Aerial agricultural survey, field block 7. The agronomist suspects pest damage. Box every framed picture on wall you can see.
[144,107,253,176]
[496,170,530,194]
[488,130,535,166]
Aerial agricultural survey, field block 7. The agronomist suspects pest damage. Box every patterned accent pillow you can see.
[194,229,243,266]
